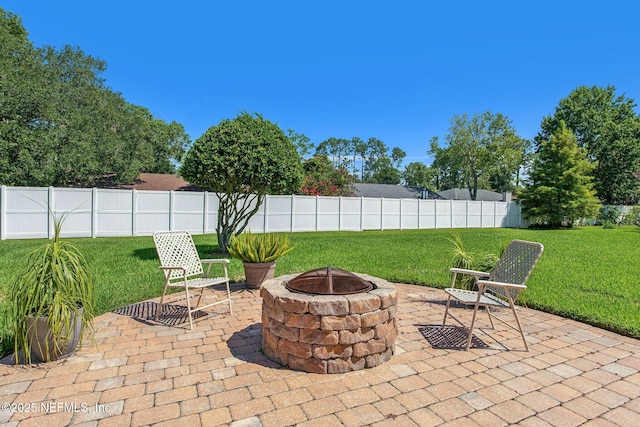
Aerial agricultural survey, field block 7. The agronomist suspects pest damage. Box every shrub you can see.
[621,205,640,226]
[597,205,621,228]
[446,233,503,290]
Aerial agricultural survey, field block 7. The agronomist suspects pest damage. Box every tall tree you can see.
[287,129,314,158]
[350,136,367,179]
[520,121,601,227]
[403,162,436,187]
[315,137,351,170]
[538,85,640,204]
[0,8,189,187]
[429,112,530,199]
[180,112,303,252]
[362,137,389,181]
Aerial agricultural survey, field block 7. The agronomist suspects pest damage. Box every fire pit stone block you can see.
[260,273,398,374]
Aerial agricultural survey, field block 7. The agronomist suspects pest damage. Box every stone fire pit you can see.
[260,272,398,374]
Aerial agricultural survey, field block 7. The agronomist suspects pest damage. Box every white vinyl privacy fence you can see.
[0,186,523,240]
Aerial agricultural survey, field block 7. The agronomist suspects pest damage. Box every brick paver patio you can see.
[1,283,639,426]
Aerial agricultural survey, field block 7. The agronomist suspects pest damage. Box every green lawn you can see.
[2,226,639,356]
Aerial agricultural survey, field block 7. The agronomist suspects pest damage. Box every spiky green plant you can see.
[10,213,94,364]
[227,231,295,263]
[445,233,503,290]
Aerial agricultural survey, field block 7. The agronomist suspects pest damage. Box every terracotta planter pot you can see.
[25,308,83,363]
[243,261,276,289]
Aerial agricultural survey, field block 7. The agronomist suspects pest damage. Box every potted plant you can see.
[227,231,295,289]
[10,213,94,364]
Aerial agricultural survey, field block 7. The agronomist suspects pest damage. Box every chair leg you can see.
[486,306,495,329]
[466,303,481,351]
[195,288,204,308]
[510,304,529,351]
[184,287,194,330]
[155,281,170,322]
[442,294,452,326]
[225,281,233,315]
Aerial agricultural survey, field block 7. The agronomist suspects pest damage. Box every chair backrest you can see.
[153,231,204,280]
[489,240,544,300]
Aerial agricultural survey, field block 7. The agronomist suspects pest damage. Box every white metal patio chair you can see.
[153,231,232,329]
[442,239,544,351]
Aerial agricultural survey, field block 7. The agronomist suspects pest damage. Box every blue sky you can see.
[4,1,639,166]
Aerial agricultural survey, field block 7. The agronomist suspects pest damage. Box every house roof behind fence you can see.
[438,188,506,201]
[352,183,444,199]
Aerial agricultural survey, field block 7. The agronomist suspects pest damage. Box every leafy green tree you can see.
[368,158,402,184]
[429,112,529,199]
[180,112,303,252]
[403,162,436,187]
[350,137,367,179]
[316,137,352,170]
[519,121,601,227]
[287,129,314,158]
[297,155,354,196]
[362,137,388,181]
[0,8,188,186]
[538,85,640,204]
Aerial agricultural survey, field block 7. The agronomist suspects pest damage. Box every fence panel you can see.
[0,185,524,240]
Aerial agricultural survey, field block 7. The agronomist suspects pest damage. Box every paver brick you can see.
[3,282,640,427]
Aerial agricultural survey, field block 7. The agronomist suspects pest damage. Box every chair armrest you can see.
[450,268,491,278]
[159,266,187,272]
[477,279,526,290]
[201,259,231,264]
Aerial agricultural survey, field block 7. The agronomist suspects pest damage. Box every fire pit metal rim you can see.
[284,265,374,295]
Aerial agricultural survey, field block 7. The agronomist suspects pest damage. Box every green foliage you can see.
[446,233,501,290]
[0,8,189,186]
[597,206,622,228]
[538,85,640,204]
[180,112,303,252]
[621,205,640,226]
[227,231,295,263]
[403,162,437,188]
[429,112,531,198]
[314,136,404,183]
[298,155,355,196]
[9,213,94,364]
[520,121,601,227]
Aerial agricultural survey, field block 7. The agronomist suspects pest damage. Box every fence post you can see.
[0,185,5,240]
[360,197,364,232]
[92,188,98,238]
[132,189,138,236]
[466,200,469,228]
[434,199,438,229]
[169,190,174,231]
[48,186,54,239]
[339,196,343,231]
[290,195,295,232]
[399,199,403,230]
[315,196,319,232]
[263,195,269,233]
[203,192,208,234]
[380,198,384,231]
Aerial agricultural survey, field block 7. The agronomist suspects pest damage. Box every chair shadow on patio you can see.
[113,301,212,327]
[418,324,490,350]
